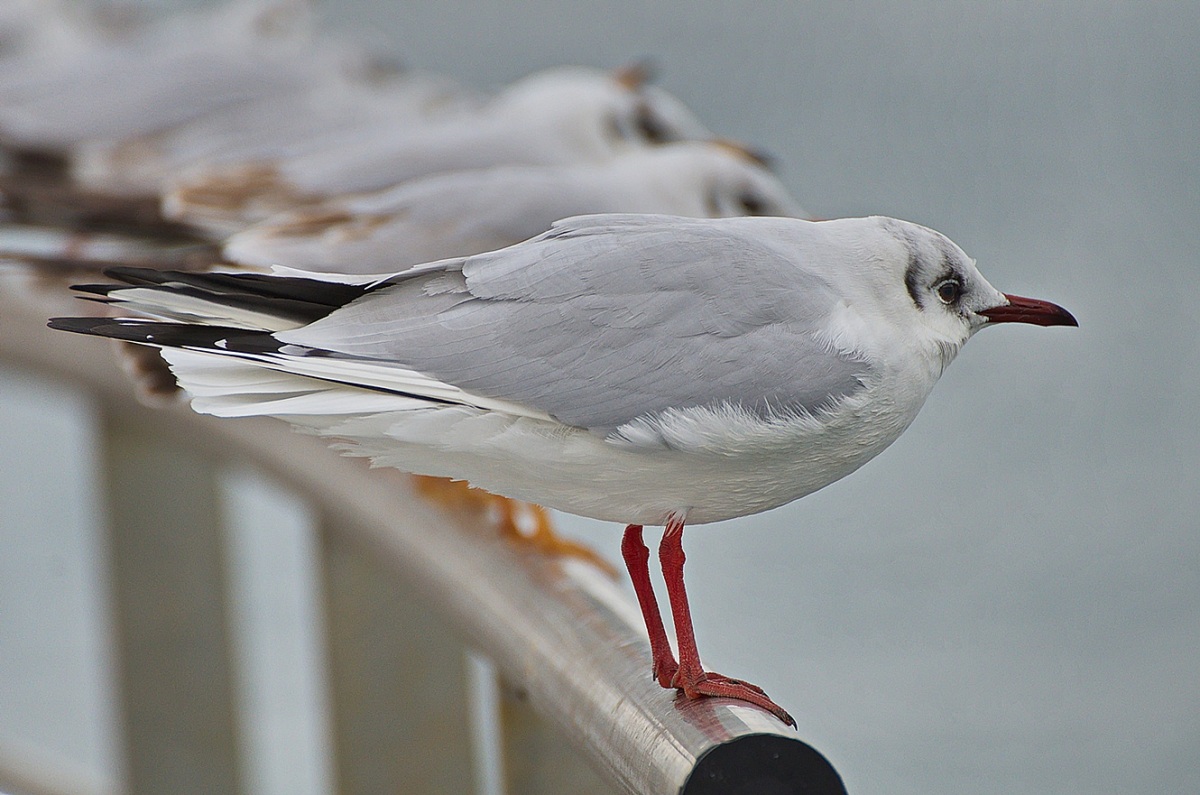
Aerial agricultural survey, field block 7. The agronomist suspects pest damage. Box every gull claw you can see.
[668,659,792,726]
[674,669,795,727]
[653,658,679,690]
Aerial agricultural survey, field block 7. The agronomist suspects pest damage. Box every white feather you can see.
[108,288,306,331]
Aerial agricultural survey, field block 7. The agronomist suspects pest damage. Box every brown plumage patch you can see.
[170,163,294,214]
[612,59,656,90]
[330,213,395,242]
[261,209,357,237]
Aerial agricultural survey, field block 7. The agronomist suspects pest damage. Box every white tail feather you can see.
[110,288,307,332]
[159,344,551,422]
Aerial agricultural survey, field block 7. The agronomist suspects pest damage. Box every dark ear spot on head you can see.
[940,248,961,283]
[738,190,768,215]
[904,252,925,310]
[881,217,927,310]
[634,102,670,144]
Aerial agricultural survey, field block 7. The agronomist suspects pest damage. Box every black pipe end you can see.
[683,734,847,795]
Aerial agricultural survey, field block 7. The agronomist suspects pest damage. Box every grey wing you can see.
[279,215,871,433]
[349,167,620,261]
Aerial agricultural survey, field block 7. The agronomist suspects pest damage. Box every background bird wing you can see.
[227,167,610,272]
[280,215,873,433]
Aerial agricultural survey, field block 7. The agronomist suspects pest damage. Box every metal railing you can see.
[0,277,846,795]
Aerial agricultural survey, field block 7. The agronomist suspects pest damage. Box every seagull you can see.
[266,63,713,194]
[221,141,803,271]
[49,213,1078,726]
[162,64,715,225]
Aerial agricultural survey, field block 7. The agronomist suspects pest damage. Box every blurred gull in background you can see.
[160,63,717,225]
[220,141,804,270]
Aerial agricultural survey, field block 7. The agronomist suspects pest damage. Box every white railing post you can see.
[100,417,242,795]
[318,514,476,794]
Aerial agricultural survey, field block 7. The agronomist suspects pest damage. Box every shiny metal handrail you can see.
[0,279,846,795]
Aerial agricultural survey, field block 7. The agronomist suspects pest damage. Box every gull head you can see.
[816,217,1077,376]
[491,66,712,162]
[609,141,806,219]
[884,219,1077,332]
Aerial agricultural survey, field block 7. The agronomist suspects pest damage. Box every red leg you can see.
[659,515,796,727]
[620,524,679,687]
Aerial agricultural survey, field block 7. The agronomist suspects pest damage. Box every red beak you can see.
[980,294,1078,327]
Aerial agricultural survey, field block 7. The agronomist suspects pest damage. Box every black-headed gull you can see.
[50,213,1077,725]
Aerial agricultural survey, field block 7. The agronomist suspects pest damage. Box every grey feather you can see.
[278,215,872,432]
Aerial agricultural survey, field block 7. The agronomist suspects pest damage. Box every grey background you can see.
[1,3,1197,794]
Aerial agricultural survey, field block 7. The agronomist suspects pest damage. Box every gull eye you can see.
[738,191,768,216]
[634,103,670,144]
[935,278,963,304]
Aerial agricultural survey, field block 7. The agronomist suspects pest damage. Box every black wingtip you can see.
[48,316,113,335]
[85,266,375,311]
[48,316,162,344]
[49,316,290,354]
[62,267,187,298]
[100,265,177,284]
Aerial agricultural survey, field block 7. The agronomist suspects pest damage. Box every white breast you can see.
[294,367,935,526]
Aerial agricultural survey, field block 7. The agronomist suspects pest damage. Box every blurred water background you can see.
[2,2,1198,794]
